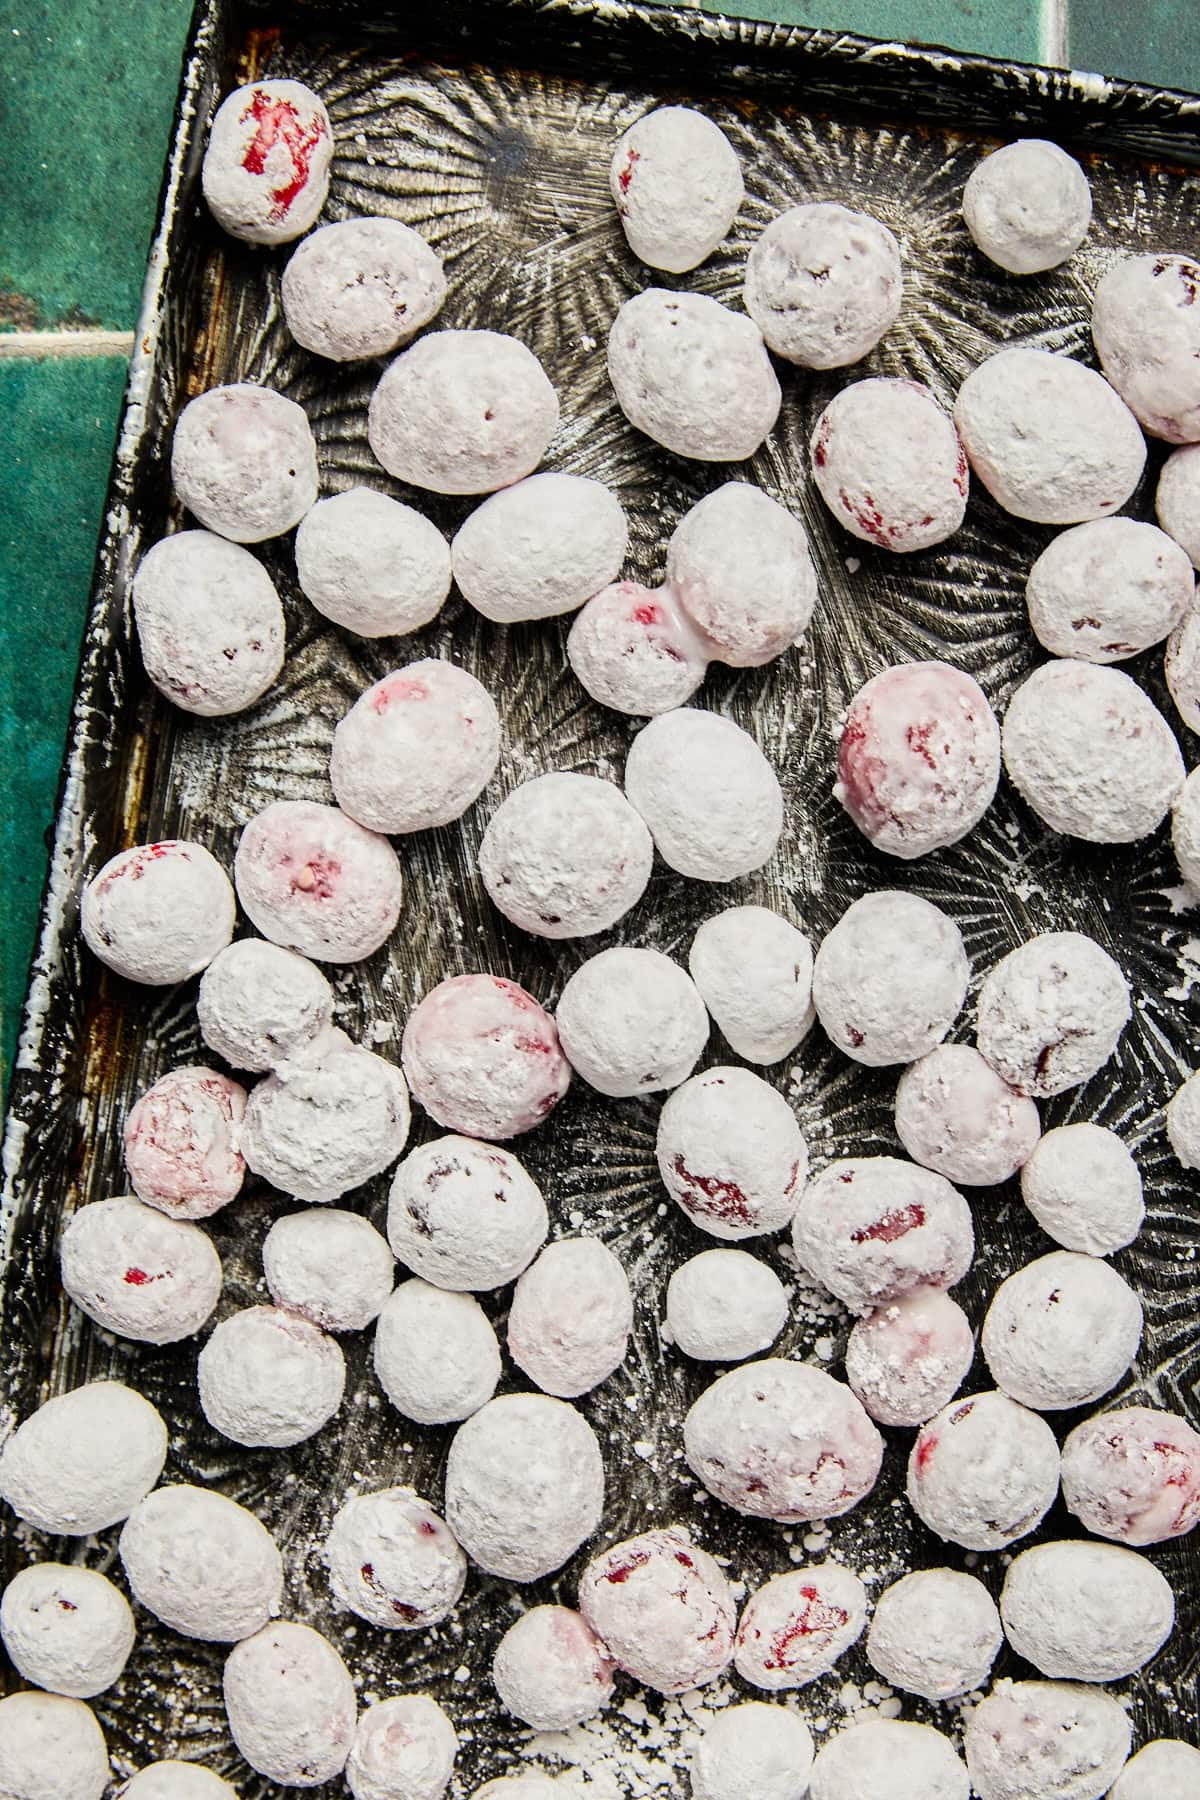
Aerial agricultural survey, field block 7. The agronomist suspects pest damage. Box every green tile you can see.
[699,0,1045,65]
[0,354,129,1096]
[0,0,193,331]
[1069,0,1200,92]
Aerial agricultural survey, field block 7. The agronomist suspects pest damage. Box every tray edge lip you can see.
[4,0,1200,1287]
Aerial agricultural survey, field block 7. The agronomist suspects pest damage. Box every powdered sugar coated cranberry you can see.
[401,975,570,1140]
[452,472,628,625]
[666,1248,788,1362]
[240,1034,411,1203]
[202,79,332,245]
[684,1359,884,1522]
[331,660,501,834]
[844,1286,975,1427]
[982,1250,1142,1411]
[281,217,445,361]
[1003,661,1184,842]
[263,1208,394,1331]
[1166,1069,1200,1169]
[691,1701,815,1800]
[118,1485,283,1643]
[491,1605,616,1732]
[198,938,333,1072]
[965,1681,1131,1800]
[325,1486,466,1631]
[507,1237,632,1398]
[1173,769,1200,889]
[793,1155,974,1316]
[657,1066,807,1241]
[895,1043,1041,1186]
[0,1564,134,1699]
[625,708,784,881]
[555,946,708,1097]
[1025,517,1193,662]
[607,288,781,461]
[373,1279,500,1424]
[344,1695,457,1800]
[835,660,1000,859]
[478,773,653,939]
[124,1066,246,1220]
[609,106,743,273]
[1165,598,1200,734]
[866,1568,1001,1700]
[962,139,1091,274]
[954,348,1145,523]
[567,581,708,716]
[1092,252,1200,443]
[132,530,285,716]
[234,799,403,963]
[171,384,319,544]
[808,1719,969,1800]
[387,1135,547,1291]
[120,1763,237,1797]
[368,330,559,495]
[811,378,968,553]
[1156,441,1200,566]
[198,1305,345,1448]
[0,1693,108,1800]
[1019,1122,1144,1255]
[60,1196,222,1344]
[689,906,815,1066]
[577,1526,735,1695]
[664,482,818,666]
[907,1390,1061,1551]
[976,931,1132,1098]
[223,1620,356,1789]
[744,202,902,368]
[1062,1404,1200,1545]
[1000,1539,1174,1682]
[812,890,969,1066]
[444,1393,604,1582]
[0,1381,167,1537]
[294,488,452,639]
[1109,1739,1200,1799]
[733,1563,867,1690]
[81,840,235,986]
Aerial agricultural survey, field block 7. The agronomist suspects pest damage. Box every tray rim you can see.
[4,0,1200,1362]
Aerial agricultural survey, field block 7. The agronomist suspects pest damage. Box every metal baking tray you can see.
[3,0,1199,1786]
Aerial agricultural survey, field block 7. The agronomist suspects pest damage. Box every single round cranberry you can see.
[835,661,1000,859]
[401,974,570,1140]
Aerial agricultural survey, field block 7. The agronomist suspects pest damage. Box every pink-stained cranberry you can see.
[844,1286,975,1427]
[683,1360,884,1523]
[1061,1405,1200,1546]
[734,1563,868,1690]
[567,580,708,716]
[401,974,570,1141]
[234,799,403,964]
[834,661,1001,859]
[124,1066,247,1221]
[577,1527,736,1694]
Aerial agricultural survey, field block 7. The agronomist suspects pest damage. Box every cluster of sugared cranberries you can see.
[27,67,1200,1800]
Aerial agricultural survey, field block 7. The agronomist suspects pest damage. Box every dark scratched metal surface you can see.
[2,0,1198,1788]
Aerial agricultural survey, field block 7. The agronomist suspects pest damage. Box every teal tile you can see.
[0,0,193,330]
[0,354,129,1097]
[698,0,1045,65]
[1070,0,1200,92]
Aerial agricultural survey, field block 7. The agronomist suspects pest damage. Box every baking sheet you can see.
[2,0,1199,1787]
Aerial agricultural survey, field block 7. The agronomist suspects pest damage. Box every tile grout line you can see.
[1040,0,1070,67]
[0,329,136,360]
